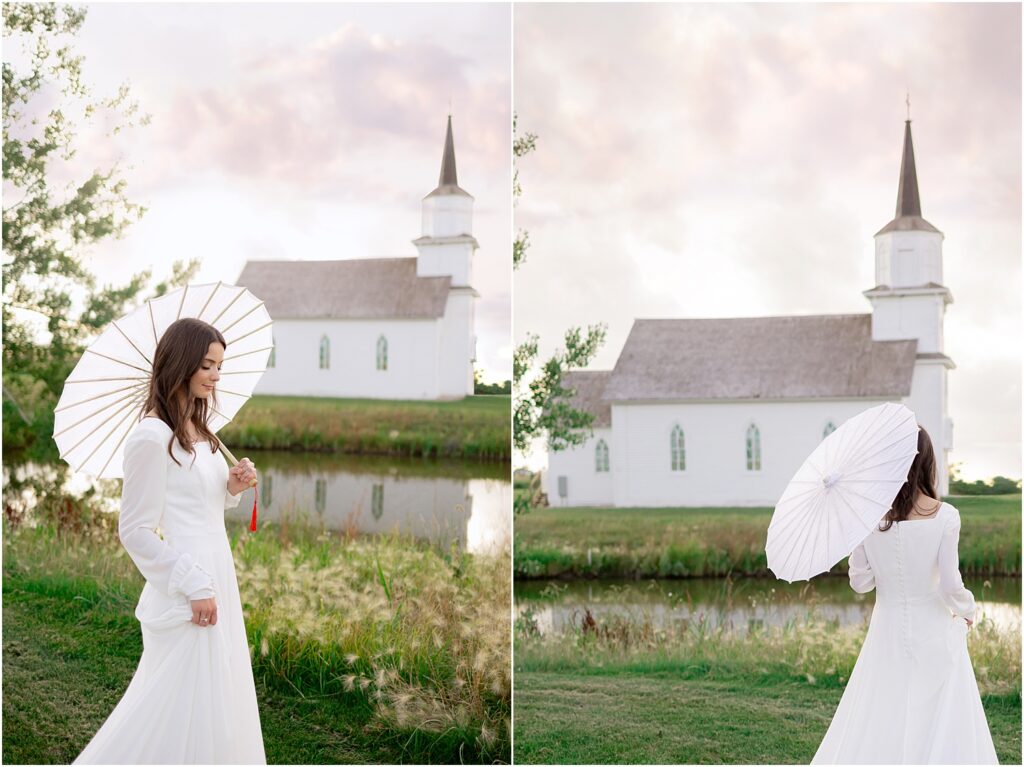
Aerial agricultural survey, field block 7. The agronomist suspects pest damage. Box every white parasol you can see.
[53,281,273,479]
[766,402,919,583]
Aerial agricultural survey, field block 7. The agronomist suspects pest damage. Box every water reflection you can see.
[516,577,1022,636]
[4,452,511,556]
[229,453,511,555]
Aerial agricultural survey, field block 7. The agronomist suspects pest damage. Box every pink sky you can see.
[514,3,1021,480]
[17,3,511,381]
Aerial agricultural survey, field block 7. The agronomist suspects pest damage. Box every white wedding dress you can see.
[813,501,998,764]
[74,417,266,764]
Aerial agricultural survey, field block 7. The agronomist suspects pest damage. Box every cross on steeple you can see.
[906,91,911,122]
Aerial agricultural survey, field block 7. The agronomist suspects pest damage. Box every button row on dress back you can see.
[896,523,911,658]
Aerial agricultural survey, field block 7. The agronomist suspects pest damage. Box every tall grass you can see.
[219,394,510,461]
[515,495,1022,579]
[515,603,1021,699]
[3,509,511,763]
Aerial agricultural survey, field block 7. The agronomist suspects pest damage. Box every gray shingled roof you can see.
[603,314,917,401]
[557,370,613,427]
[236,259,451,319]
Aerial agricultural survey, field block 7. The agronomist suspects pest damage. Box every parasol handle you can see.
[218,441,259,531]
[217,442,258,484]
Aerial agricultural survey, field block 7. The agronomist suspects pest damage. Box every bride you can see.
[812,426,998,764]
[74,317,266,764]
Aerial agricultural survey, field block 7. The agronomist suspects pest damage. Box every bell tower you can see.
[415,115,478,286]
[414,115,479,397]
[863,114,954,494]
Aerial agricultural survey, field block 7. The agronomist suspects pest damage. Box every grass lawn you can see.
[2,582,409,765]
[512,669,1021,764]
[515,494,1021,578]
[3,518,510,764]
[220,394,510,460]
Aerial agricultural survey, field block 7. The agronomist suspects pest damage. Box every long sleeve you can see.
[848,543,875,594]
[225,486,243,510]
[118,434,215,601]
[938,506,977,621]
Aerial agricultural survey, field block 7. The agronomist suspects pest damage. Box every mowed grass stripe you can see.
[513,671,1022,765]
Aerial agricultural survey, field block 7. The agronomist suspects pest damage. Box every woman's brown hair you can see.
[878,425,939,531]
[140,317,226,466]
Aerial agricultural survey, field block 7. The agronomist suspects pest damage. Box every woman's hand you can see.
[227,457,257,496]
[191,596,218,627]
[965,617,974,629]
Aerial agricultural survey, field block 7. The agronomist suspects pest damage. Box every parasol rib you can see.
[774,489,829,580]
[210,287,248,326]
[222,348,272,363]
[55,381,149,413]
[63,393,146,460]
[54,386,149,436]
[831,404,890,470]
[97,408,146,477]
[84,348,151,375]
[79,399,147,471]
[225,321,273,348]
[111,320,153,366]
[148,299,158,346]
[63,376,149,383]
[770,489,828,553]
[176,283,189,320]
[853,410,916,457]
[213,388,250,398]
[219,301,266,335]
[196,282,222,322]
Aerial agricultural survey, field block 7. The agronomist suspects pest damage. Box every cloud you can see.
[514,3,1021,477]
[156,22,508,193]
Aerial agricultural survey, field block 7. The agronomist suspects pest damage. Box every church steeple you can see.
[895,120,921,218]
[876,119,940,235]
[864,111,953,498]
[416,114,477,286]
[426,115,472,199]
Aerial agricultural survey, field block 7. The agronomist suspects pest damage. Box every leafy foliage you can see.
[511,115,606,484]
[2,3,197,461]
[513,324,606,455]
[512,112,536,270]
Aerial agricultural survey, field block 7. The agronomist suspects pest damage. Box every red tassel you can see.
[249,484,258,532]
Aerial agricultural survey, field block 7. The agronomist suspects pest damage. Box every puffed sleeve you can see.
[848,543,875,594]
[938,505,977,621]
[118,433,215,601]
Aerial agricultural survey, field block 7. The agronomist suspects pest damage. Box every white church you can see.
[546,119,955,507]
[238,117,479,401]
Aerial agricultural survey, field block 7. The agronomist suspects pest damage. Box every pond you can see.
[515,576,1021,636]
[4,452,511,556]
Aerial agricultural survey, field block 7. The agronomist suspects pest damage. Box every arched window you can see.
[670,424,686,471]
[261,474,272,507]
[746,423,761,471]
[268,336,275,368]
[315,478,327,512]
[376,335,388,371]
[372,483,384,520]
[595,439,610,473]
[319,335,330,369]
[823,421,836,439]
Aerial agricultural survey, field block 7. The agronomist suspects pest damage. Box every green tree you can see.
[2,3,197,462]
[512,113,536,269]
[512,115,606,512]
